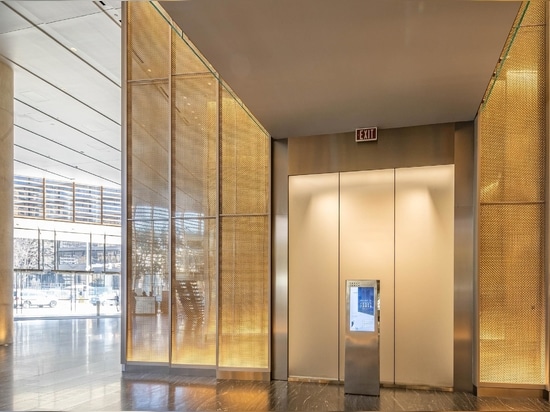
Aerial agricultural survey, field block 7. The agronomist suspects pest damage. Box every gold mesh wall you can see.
[172,76,217,218]
[127,2,171,363]
[220,89,270,216]
[128,219,170,363]
[219,216,269,368]
[218,85,270,369]
[126,2,270,372]
[478,1,546,385]
[128,2,169,81]
[172,217,217,365]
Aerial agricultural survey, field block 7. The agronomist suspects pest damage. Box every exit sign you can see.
[355,127,377,142]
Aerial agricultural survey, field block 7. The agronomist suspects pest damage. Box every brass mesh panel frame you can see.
[128,82,170,217]
[172,217,217,365]
[128,2,169,81]
[127,219,170,363]
[479,204,545,383]
[172,76,218,218]
[220,90,269,216]
[126,2,270,372]
[219,216,269,369]
[478,1,546,386]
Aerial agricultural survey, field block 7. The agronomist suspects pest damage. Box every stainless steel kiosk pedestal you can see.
[344,279,380,396]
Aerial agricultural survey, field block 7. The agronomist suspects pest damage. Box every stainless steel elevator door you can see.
[394,165,454,388]
[288,173,339,380]
[289,166,454,387]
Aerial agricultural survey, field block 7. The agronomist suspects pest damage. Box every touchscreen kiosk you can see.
[344,279,380,396]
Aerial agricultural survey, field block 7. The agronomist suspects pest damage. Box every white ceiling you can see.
[0,1,520,188]
[0,1,121,187]
[160,0,521,138]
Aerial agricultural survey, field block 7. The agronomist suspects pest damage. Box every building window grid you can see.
[14,175,121,226]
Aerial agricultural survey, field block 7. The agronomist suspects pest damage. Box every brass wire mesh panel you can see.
[479,27,545,204]
[172,76,218,218]
[128,82,170,218]
[128,2,169,81]
[219,216,269,368]
[172,217,217,366]
[126,2,271,372]
[478,1,546,385]
[127,219,170,363]
[479,204,545,384]
[172,31,213,76]
[220,91,269,215]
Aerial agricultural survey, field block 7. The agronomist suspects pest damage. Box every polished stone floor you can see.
[1,318,550,411]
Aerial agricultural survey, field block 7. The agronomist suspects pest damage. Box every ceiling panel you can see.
[161,0,521,138]
[6,2,102,25]
[1,0,121,188]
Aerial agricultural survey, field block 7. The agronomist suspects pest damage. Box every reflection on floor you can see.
[1,318,550,411]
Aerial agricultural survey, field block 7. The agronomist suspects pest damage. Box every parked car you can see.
[18,290,57,308]
[90,292,118,306]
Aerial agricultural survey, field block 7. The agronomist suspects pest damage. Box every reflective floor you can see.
[1,318,550,411]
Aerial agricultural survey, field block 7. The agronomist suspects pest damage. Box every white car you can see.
[19,290,57,308]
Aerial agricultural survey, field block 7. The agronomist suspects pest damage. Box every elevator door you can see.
[289,165,454,387]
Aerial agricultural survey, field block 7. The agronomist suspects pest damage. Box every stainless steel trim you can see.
[473,116,481,388]
[120,1,128,366]
[167,23,173,366]
[453,121,475,392]
[268,134,273,373]
[271,139,288,380]
[546,1,550,392]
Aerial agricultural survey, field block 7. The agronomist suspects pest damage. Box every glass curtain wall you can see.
[13,227,121,317]
[478,2,546,386]
[125,2,270,373]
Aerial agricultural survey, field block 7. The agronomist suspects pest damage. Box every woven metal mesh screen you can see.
[220,90,269,215]
[479,204,545,383]
[172,32,212,76]
[172,76,218,218]
[126,2,270,371]
[127,219,170,363]
[172,217,217,365]
[128,2,168,81]
[478,1,546,385]
[219,216,269,368]
[128,82,170,218]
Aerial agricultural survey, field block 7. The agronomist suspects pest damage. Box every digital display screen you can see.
[349,286,375,332]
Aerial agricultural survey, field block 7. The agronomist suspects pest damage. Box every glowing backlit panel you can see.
[478,1,546,385]
[126,2,270,370]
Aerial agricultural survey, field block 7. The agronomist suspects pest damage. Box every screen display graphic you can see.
[349,286,375,332]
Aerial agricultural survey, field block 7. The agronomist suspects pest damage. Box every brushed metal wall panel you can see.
[454,122,475,392]
[288,123,455,176]
[271,140,288,380]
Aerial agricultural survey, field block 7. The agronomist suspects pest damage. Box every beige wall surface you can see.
[0,60,14,344]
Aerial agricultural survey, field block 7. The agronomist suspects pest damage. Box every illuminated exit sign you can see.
[355,127,377,142]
